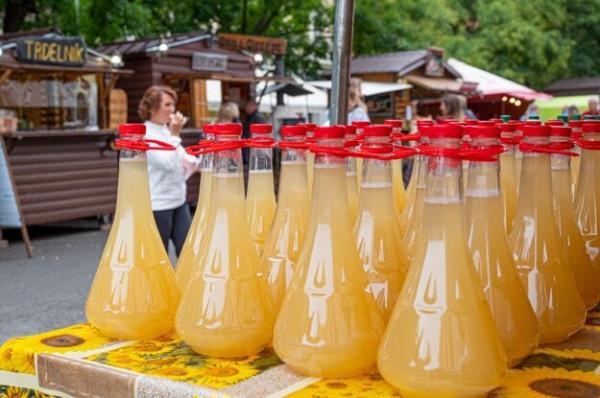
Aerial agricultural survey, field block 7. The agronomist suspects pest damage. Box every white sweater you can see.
[144,121,199,211]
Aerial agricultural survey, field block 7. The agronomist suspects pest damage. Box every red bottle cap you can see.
[522,124,550,137]
[214,123,242,136]
[364,124,392,137]
[314,125,345,139]
[546,120,564,126]
[250,124,272,134]
[119,123,145,136]
[345,125,357,136]
[302,123,317,132]
[500,123,517,133]
[428,123,463,139]
[549,125,571,137]
[464,124,500,139]
[351,121,370,128]
[464,119,479,125]
[489,118,503,123]
[569,120,584,129]
[440,118,459,124]
[281,124,307,137]
[582,121,600,134]
[524,120,542,125]
[384,119,402,128]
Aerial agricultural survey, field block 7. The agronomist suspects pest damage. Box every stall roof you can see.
[100,31,213,55]
[309,80,412,96]
[405,75,471,93]
[544,76,600,96]
[350,50,461,77]
[447,58,550,100]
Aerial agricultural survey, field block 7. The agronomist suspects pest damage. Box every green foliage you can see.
[1,0,599,86]
[354,0,599,89]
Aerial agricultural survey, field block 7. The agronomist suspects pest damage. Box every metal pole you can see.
[329,0,354,125]
[275,55,285,106]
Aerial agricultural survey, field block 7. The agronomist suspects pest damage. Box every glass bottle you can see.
[262,125,310,315]
[175,124,215,291]
[575,121,600,277]
[175,123,274,357]
[246,123,277,252]
[345,125,360,222]
[354,124,410,323]
[86,124,179,340]
[385,119,408,220]
[509,123,586,344]
[400,120,432,234]
[569,120,583,198]
[352,120,370,189]
[464,123,539,367]
[499,122,519,233]
[273,125,384,378]
[304,123,317,200]
[403,126,430,261]
[378,123,507,397]
[549,124,600,309]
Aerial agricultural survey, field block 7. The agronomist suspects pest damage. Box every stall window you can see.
[0,73,98,130]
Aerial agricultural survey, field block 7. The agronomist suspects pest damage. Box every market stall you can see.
[0,28,131,256]
[98,31,287,204]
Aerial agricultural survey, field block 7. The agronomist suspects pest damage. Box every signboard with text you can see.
[218,33,287,55]
[191,52,227,72]
[15,36,87,67]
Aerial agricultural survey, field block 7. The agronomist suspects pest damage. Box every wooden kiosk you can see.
[0,28,131,256]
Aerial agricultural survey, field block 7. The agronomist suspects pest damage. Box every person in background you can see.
[243,99,266,135]
[583,98,599,116]
[138,85,199,257]
[459,95,477,120]
[347,79,370,123]
[520,104,540,121]
[217,101,240,123]
[440,94,465,121]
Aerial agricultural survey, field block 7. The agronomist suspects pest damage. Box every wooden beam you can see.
[0,69,13,85]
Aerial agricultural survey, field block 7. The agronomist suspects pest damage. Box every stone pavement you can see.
[0,225,177,344]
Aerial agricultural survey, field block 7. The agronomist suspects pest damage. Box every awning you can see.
[262,82,313,96]
[447,58,550,100]
[309,80,412,96]
[405,75,474,93]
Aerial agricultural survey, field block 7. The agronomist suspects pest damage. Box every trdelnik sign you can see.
[15,36,87,67]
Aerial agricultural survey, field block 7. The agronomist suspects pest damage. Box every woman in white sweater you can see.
[138,85,198,256]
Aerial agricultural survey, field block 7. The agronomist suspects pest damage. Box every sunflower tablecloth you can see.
[2,307,600,398]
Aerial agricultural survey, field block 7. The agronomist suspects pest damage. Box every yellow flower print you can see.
[491,367,600,397]
[0,324,113,375]
[192,362,259,389]
[288,371,400,397]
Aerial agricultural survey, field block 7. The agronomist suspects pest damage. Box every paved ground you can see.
[0,224,177,344]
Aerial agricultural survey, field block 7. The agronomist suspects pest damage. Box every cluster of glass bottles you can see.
[85,116,600,397]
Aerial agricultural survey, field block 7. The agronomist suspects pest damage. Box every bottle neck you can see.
[281,136,307,164]
[214,134,243,175]
[466,138,500,197]
[315,137,346,167]
[361,135,393,187]
[119,136,147,161]
[550,136,570,171]
[424,138,462,204]
[200,134,215,172]
[249,133,273,171]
